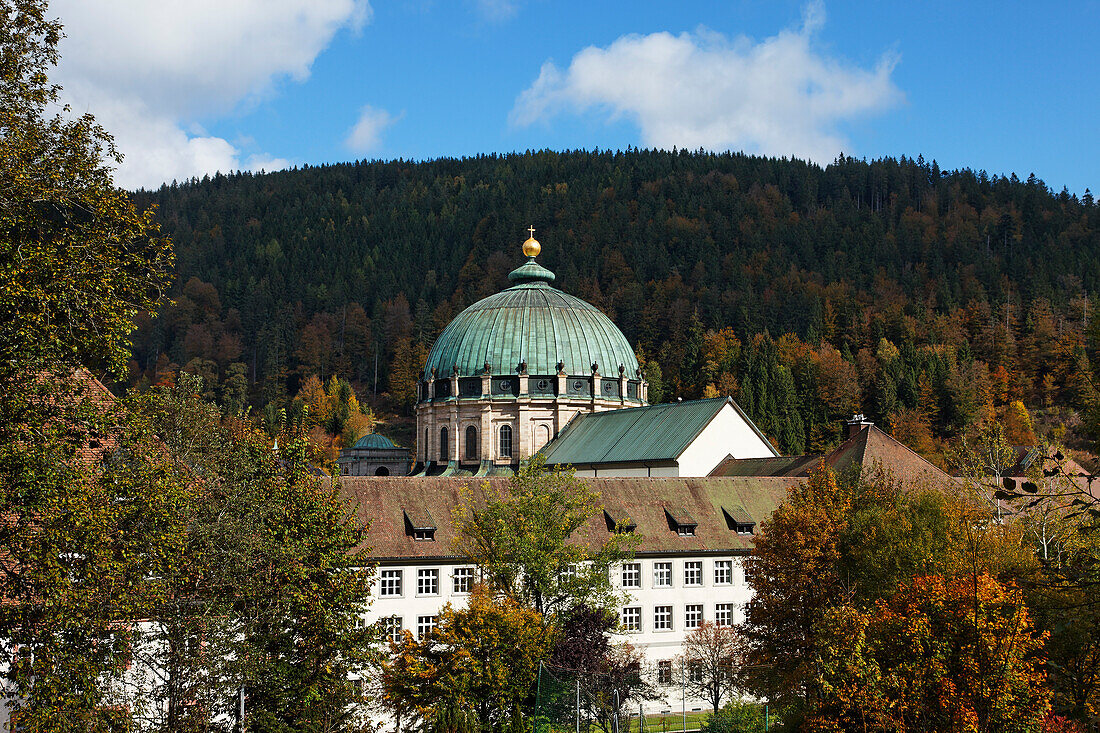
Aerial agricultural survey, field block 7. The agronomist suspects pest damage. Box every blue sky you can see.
[52,1,1100,194]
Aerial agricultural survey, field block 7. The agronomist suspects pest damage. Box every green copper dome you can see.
[422,253,641,382]
[353,433,396,450]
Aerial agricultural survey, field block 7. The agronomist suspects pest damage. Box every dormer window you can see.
[604,509,636,533]
[403,508,437,542]
[722,505,756,535]
[664,506,697,537]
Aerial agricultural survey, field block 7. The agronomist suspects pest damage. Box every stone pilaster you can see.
[518,402,531,460]
[481,404,492,461]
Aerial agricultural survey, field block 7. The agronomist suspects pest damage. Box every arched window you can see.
[499,424,513,458]
[375,466,390,476]
[465,425,478,460]
[440,427,449,462]
[534,424,551,451]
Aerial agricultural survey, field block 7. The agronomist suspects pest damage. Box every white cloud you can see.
[345,106,397,154]
[511,2,902,163]
[474,0,518,22]
[50,0,371,188]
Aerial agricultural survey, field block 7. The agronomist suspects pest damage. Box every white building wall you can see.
[362,553,754,715]
[675,404,777,477]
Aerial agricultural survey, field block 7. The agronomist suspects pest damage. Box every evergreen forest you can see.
[131,149,1100,462]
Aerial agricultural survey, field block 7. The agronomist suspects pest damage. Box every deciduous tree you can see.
[680,621,740,714]
[453,454,634,617]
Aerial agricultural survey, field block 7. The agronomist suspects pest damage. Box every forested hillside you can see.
[131,149,1100,460]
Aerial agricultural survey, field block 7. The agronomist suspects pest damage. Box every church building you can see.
[405,230,775,477]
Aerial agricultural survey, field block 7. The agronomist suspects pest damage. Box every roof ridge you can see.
[593,402,654,463]
[863,424,943,473]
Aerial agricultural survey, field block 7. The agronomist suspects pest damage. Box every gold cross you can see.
[528,225,536,238]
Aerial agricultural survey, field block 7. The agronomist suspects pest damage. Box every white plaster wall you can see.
[609,555,753,712]
[365,560,481,638]
[361,554,753,716]
[569,464,680,477]
[676,403,777,477]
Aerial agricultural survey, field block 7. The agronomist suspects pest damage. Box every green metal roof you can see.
[422,256,641,380]
[539,397,733,466]
[353,433,396,450]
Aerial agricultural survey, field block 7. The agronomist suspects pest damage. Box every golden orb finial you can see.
[522,225,541,258]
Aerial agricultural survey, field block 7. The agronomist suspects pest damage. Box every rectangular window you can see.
[621,606,641,632]
[653,561,672,587]
[416,615,437,639]
[380,569,402,597]
[379,615,403,643]
[559,564,578,583]
[715,603,734,627]
[685,604,703,629]
[688,662,703,684]
[684,561,702,586]
[714,560,732,585]
[453,567,475,594]
[621,563,641,588]
[417,568,439,595]
[657,660,672,685]
[653,605,672,631]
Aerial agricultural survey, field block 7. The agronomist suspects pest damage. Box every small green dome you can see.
[422,254,640,381]
[353,433,396,450]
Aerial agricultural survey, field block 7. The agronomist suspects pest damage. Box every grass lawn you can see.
[625,710,710,733]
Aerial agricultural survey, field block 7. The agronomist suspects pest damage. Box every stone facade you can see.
[337,445,412,476]
[415,368,648,470]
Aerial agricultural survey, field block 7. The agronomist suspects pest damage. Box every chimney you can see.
[847,413,873,439]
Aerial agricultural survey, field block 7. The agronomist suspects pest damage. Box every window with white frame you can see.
[685,604,703,629]
[453,567,475,594]
[653,561,672,587]
[657,660,672,684]
[417,568,439,595]
[684,561,702,586]
[688,662,703,683]
[621,606,641,632]
[621,563,641,588]
[653,605,672,631]
[379,615,403,643]
[715,603,734,627]
[380,569,403,597]
[714,560,732,585]
[416,615,437,639]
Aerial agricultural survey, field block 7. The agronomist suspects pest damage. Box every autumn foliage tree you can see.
[740,461,1051,729]
[739,464,852,709]
[381,589,553,732]
[808,575,1049,733]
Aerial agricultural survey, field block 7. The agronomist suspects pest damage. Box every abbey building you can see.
[339,230,777,478]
